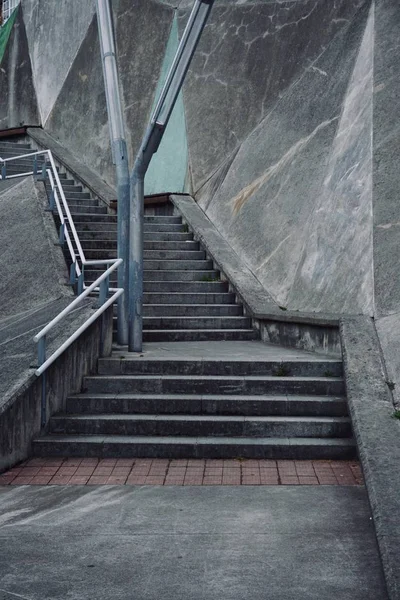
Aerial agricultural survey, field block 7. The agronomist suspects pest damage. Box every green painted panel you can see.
[145,15,188,196]
[0,7,18,65]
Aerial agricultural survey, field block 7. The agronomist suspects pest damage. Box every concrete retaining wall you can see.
[0,306,113,473]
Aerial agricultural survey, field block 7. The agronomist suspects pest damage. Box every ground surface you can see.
[0,458,362,486]
[0,484,387,600]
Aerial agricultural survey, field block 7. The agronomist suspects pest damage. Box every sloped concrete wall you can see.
[0,5,39,129]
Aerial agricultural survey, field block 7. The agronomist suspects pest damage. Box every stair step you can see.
[32,435,357,460]
[46,183,82,193]
[66,393,349,417]
[83,374,345,396]
[68,204,108,214]
[77,240,200,251]
[142,260,213,271]
[141,329,258,342]
[142,293,235,304]
[0,141,31,150]
[139,316,251,330]
[98,357,342,377]
[85,269,220,282]
[143,216,182,223]
[64,191,91,200]
[48,414,352,438]
[114,304,243,318]
[143,282,229,293]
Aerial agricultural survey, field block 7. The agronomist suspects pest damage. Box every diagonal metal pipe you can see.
[96,0,130,346]
[128,0,214,352]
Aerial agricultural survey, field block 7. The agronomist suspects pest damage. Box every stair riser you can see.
[141,293,235,304]
[137,317,252,330]
[143,216,182,223]
[49,418,352,438]
[78,240,200,251]
[141,330,259,342]
[66,396,348,417]
[142,260,213,271]
[112,305,243,317]
[98,359,342,377]
[83,378,345,396]
[32,440,356,460]
[0,142,31,151]
[63,192,91,200]
[69,205,107,215]
[83,250,206,260]
[85,270,219,282]
[46,184,82,193]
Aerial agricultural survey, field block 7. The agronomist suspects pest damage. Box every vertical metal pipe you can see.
[96,0,130,346]
[128,160,144,352]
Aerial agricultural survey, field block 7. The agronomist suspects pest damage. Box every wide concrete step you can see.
[85,269,220,282]
[32,434,357,459]
[83,374,345,396]
[66,393,349,417]
[98,356,342,377]
[48,414,352,438]
[139,316,251,330]
[144,282,228,293]
[141,329,260,342]
[114,304,243,318]
[142,292,235,304]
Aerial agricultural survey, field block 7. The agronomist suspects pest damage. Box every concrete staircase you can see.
[1,140,356,460]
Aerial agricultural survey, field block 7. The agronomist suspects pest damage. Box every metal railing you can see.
[0,149,123,383]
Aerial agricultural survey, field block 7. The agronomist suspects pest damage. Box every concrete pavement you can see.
[0,485,388,600]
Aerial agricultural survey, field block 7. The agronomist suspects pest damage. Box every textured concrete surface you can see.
[0,485,388,600]
[181,0,366,192]
[0,176,70,319]
[21,0,95,124]
[198,2,373,314]
[0,6,39,129]
[341,316,400,600]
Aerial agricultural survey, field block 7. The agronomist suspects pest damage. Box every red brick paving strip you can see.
[0,459,363,486]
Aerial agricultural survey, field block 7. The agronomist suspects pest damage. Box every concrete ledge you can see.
[0,305,113,473]
[340,316,400,600]
[27,128,117,209]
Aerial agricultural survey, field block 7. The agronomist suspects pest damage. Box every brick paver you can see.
[0,459,363,486]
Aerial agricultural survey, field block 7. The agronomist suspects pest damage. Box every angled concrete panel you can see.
[288,4,374,315]
[21,0,96,124]
[45,15,113,186]
[372,0,400,318]
[45,0,173,189]
[0,6,39,129]
[198,4,370,310]
[180,0,368,192]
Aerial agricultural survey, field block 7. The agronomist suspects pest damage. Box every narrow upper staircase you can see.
[1,139,356,460]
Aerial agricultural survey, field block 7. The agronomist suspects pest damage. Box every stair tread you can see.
[34,434,356,446]
[69,393,345,401]
[85,374,343,382]
[53,414,351,423]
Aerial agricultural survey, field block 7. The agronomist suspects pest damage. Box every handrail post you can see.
[69,262,77,285]
[58,223,65,246]
[96,0,130,346]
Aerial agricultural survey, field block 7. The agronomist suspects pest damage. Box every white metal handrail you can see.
[34,259,123,376]
[1,149,123,381]
[1,148,120,288]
